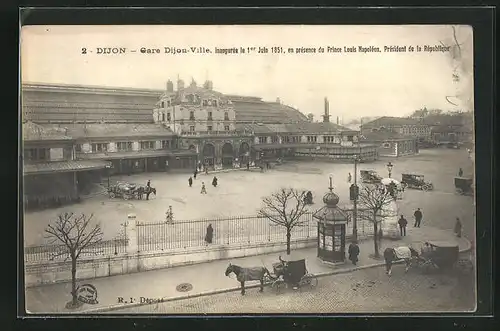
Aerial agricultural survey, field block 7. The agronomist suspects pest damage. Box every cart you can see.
[360,170,383,184]
[454,177,473,196]
[264,256,319,293]
[108,182,139,200]
[417,241,473,275]
[401,174,434,191]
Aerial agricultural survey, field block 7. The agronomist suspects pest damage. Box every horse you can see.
[225,263,271,295]
[136,186,157,200]
[383,246,420,276]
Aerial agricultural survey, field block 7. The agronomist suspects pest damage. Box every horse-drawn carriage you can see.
[224,256,318,295]
[108,182,156,200]
[454,177,474,196]
[266,256,318,293]
[417,241,474,275]
[360,170,383,184]
[108,182,137,200]
[401,174,434,191]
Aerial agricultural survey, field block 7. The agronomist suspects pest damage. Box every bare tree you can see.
[258,188,309,255]
[45,212,103,309]
[357,185,395,258]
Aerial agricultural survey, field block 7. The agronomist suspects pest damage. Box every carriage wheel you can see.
[272,279,285,294]
[422,185,429,192]
[109,192,116,198]
[302,274,318,289]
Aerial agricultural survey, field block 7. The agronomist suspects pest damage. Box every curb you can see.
[77,237,472,314]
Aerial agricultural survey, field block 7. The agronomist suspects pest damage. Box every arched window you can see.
[224,111,229,121]
[190,111,195,120]
[162,113,165,121]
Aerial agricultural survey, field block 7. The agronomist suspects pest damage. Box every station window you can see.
[190,126,195,132]
[224,112,229,121]
[208,112,213,121]
[189,111,195,120]
[167,112,171,121]
[208,125,213,132]
[161,140,170,149]
[258,136,267,144]
[117,142,132,151]
[224,125,230,131]
[91,143,107,153]
[140,141,155,150]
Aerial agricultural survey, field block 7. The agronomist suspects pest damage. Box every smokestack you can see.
[322,97,330,123]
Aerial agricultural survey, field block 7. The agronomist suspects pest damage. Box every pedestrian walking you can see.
[347,173,352,183]
[205,167,209,175]
[348,241,360,265]
[246,162,250,170]
[212,176,218,187]
[205,223,213,244]
[458,168,464,177]
[454,217,462,238]
[165,206,173,224]
[398,215,408,236]
[193,169,197,179]
[188,176,193,187]
[200,182,207,194]
[414,208,423,227]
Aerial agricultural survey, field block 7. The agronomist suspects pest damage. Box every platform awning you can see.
[24,160,111,175]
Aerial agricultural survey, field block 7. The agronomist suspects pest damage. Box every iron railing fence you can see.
[137,208,377,252]
[24,238,128,263]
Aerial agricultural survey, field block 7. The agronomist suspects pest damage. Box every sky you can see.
[21,25,474,122]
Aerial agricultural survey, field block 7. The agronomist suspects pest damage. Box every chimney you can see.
[322,97,330,123]
[166,80,174,92]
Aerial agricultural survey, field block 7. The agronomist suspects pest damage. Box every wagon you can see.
[360,170,383,184]
[264,256,318,293]
[417,241,473,275]
[108,182,139,200]
[401,174,434,191]
[454,177,474,196]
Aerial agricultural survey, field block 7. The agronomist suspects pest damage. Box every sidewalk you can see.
[25,225,470,314]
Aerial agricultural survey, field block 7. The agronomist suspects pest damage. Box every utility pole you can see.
[353,157,358,242]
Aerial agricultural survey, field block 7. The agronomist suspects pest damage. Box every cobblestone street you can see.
[24,149,474,245]
[114,266,475,314]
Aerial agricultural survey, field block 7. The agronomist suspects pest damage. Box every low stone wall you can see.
[25,238,316,287]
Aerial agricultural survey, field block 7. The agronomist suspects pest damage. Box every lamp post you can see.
[105,164,112,188]
[386,161,393,178]
[350,155,360,242]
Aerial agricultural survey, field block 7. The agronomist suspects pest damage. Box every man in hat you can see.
[348,241,360,265]
[398,215,408,236]
[188,176,193,187]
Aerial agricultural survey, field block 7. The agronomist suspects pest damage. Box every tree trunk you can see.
[373,213,379,258]
[286,229,291,255]
[71,256,78,305]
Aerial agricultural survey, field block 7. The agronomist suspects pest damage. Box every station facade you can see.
[22,80,379,207]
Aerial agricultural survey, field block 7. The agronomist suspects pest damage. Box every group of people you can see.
[397,208,423,236]
[188,172,219,194]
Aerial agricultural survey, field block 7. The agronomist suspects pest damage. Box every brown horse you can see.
[225,263,271,295]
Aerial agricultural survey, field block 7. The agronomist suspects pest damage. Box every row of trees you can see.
[40,185,392,309]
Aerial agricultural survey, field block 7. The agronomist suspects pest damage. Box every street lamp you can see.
[350,155,361,242]
[105,164,112,188]
[386,161,394,178]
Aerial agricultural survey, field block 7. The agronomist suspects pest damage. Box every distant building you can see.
[422,113,474,145]
[360,116,431,142]
[360,130,418,157]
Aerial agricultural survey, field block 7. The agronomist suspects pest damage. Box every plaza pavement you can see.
[25,224,471,314]
[24,149,475,246]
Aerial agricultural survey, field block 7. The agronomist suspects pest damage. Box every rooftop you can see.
[41,123,175,139]
[361,116,420,127]
[360,130,413,141]
[23,121,73,141]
